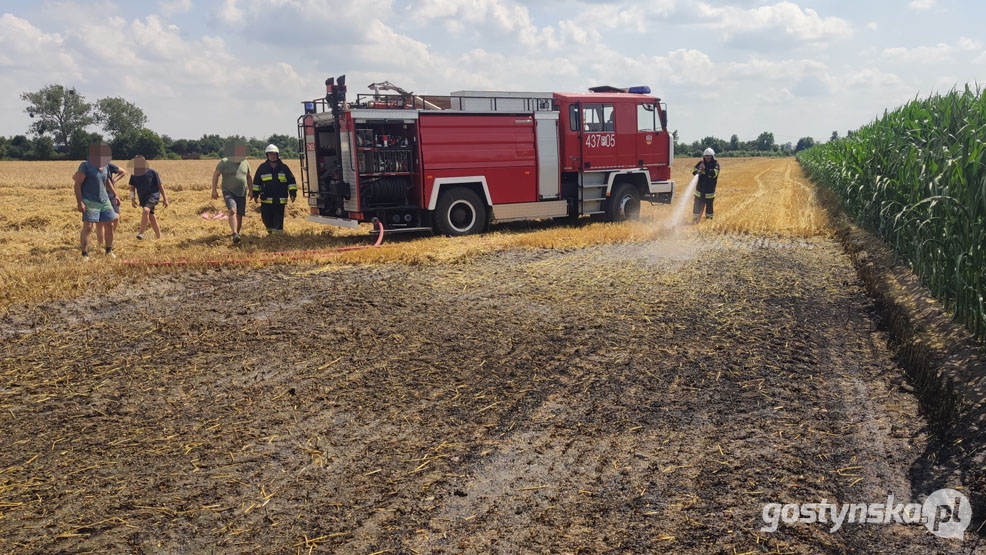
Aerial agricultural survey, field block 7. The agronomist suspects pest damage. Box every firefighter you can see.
[692,147,720,223]
[252,144,297,234]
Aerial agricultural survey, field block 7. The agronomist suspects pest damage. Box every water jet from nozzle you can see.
[667,174,699,229]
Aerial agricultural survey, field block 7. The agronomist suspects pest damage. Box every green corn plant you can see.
[798,86,986,341]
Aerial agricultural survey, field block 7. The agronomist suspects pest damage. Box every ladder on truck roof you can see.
[449,91,556,112]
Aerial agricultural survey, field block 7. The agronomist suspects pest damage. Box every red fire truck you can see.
[297,76,674,235]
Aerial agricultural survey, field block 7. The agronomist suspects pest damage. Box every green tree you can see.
[0,137,7,159]
[20,84,95,148]
[132,129,165,159]
[198,134,224,157]
[7,135,31,159]
[754,131,776,152]
[30,136,56,160]
[697,136,727,156]
[168,138,193,157]
[95,97,147,139]
[795,136,816,152]
[830,130,839,142]
[110,132,137,159]
[67,129,104,160]
[729,134,739,151]
[248,137,267,157]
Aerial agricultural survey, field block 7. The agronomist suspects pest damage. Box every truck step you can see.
[580,200,605,213]
[580,173,608,187]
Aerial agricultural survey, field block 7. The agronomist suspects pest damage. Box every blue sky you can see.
[1,0,984,144]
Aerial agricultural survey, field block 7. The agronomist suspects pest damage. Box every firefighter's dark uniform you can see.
[252,160,297,233]
[693,158,720,220]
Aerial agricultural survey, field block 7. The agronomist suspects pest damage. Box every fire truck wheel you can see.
[435,187,488,236]
[607,183,641,222]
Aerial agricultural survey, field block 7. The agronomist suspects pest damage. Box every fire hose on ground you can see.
[122,219,385,267]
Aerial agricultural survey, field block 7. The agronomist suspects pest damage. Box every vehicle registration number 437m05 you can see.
[585,133,616,149]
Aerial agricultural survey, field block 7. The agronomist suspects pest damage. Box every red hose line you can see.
[122,219,385,267]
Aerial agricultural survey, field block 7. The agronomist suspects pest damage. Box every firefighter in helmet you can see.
[692,147,720,223]
[252,144,297,234]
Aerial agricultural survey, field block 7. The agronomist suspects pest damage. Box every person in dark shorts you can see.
[212,144,251,244]
[129,155,169,239]
[73,143,121,259]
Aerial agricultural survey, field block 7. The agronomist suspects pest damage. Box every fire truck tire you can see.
[607,183,641,222]
[434,187,488,236]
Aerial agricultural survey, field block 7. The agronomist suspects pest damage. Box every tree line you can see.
[673,130,838,157]
[4,83,834,161]
[0,84,299,161]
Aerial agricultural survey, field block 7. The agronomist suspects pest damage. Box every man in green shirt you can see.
[211,144,251,244]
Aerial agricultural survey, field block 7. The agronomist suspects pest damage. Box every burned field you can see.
[0,231,964,553]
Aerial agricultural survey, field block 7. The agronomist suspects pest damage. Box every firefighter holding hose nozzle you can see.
[252,144,297,234]
[692,147,719,224]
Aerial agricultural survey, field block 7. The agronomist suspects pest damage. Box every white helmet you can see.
[703,147,715,157]
[265,144,280,154]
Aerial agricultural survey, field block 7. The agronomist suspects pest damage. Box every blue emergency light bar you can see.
[627,86,651,94]
[304,101,316,113]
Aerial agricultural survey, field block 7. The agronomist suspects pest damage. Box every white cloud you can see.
[214,0,244,25]
[411,0,549,48]
[159,0,192,16]
[696,1,852,44]
[866,22,878,31]
[908,0,939,11]
[882,38,982,65]
[0,13,77,75]
[563,1,678,34]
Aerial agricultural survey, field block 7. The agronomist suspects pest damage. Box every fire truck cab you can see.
[298,76,674,235]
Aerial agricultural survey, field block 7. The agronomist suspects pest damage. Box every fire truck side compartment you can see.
[419,113,538,207]
[534,111,561,200]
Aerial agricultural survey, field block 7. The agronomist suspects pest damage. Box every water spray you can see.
[667,174,699,228]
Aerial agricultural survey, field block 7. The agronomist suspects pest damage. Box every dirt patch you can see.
[820,198,986,527]
[0,232,970,552]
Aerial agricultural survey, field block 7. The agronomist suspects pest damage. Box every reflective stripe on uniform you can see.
[277,173,287,183]
[252,185,261,191]
[279,197,289,204]
[260,174,273,181]
[694,192,716,199]
[288,184,298,191]
[261,198,273,204]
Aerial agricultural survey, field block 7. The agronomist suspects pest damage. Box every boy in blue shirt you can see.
[73,144,122,259]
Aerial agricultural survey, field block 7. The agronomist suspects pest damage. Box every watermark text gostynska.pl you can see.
[761,489,972,540]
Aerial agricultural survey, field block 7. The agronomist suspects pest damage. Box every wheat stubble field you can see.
[0,158,966,552]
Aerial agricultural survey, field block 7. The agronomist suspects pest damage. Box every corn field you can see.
[798,86,986,341]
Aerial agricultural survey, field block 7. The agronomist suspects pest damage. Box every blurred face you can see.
[267,152,279,163]
[88,143,112,167]
[225,144,247,163]
[703,155,712,162]
[132,156,147,176]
